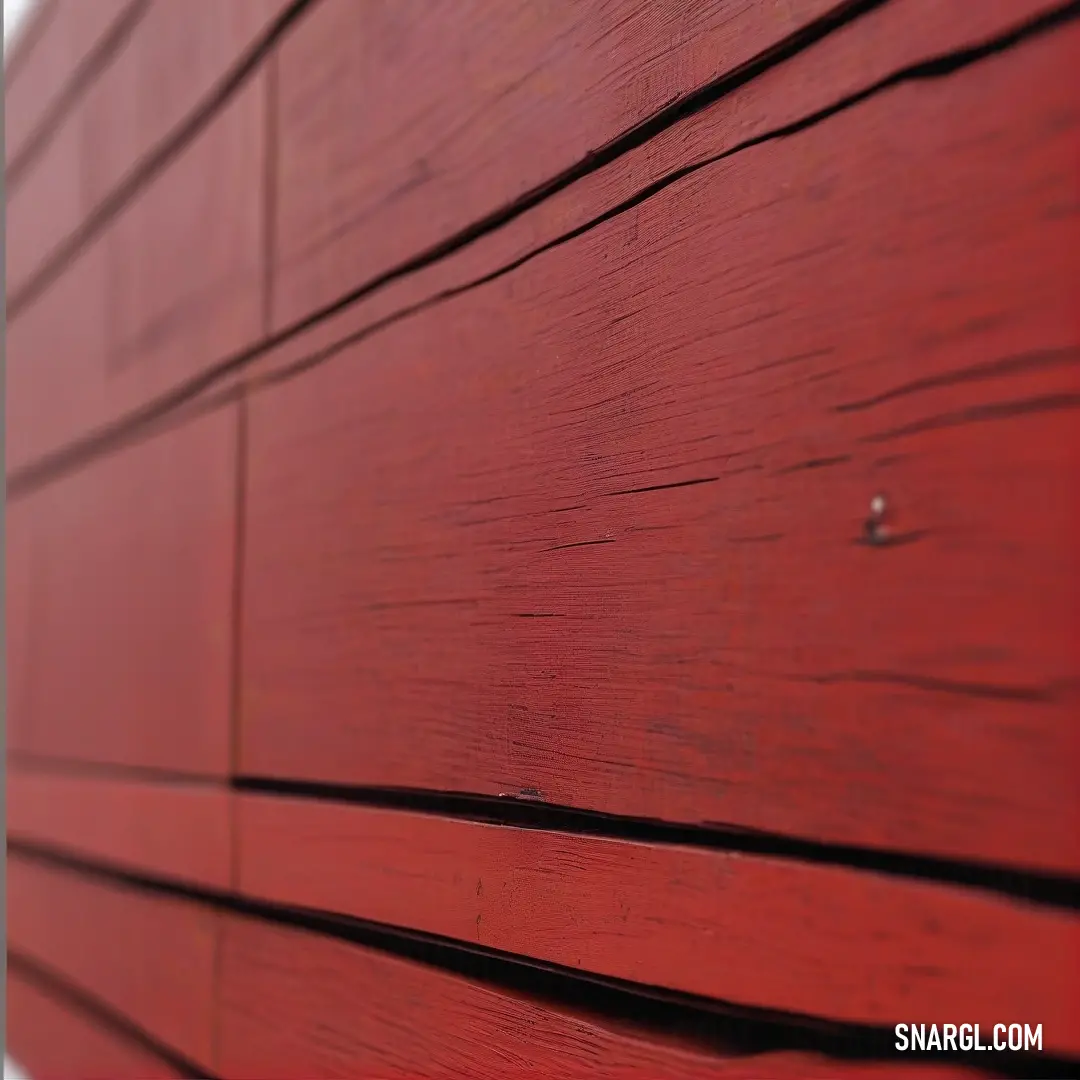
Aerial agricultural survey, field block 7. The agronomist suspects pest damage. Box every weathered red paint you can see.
[8,856,220,1071]
[270,0,845,329]
[241,22,1080,872]
[9,411,237,776]
[241,0,1077,403]
[6,0,289,300]
[6,503,35,755]
[219,917,990,1080]
[7,0,1070,475]
[80,0,290,211]
[6,77,265,475]
[5,98,84,298]
[236,792,1080,1049]
[7,967,185,1080]
[3,0,134,165]
[8,765,233,889]
[5,0,1079,1073]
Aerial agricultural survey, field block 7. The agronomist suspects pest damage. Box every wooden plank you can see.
[6,76,265,476]
[269,0,1070,331]
[7,965,185,1080]
[8,855,219,1071]
[6,0,288,300]
[7,0,1065,480]
[10,409,237,776]
[6,241,111,477]
[1,0,58,90]
[240,21,1080,872]
[219,916,986,1079]
[243,0,1080,423]
[8,764,232,889]
[98,74,265,383]
[236,793,1080,1051]
[3,0,135,165]
[5,100,83,302]
[6,0,852,475]
[5,502,36,755]
[81,0,289,210]
[270,0,847,330]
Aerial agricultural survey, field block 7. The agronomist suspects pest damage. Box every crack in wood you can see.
[11,0,1079,497]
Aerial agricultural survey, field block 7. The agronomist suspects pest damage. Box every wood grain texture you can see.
[8,855,219,1071]
[236,793,1080,1049]
[6,77,265,475]
[8,765,232,888]
[7,0,1064,481]
[270,0,844,329]
[240,21,1080,872]
[219,916,987,1080]
[3,0,135,166]
[8,409,237,776]
[237,0,1076,428]
[7,966,185,1080]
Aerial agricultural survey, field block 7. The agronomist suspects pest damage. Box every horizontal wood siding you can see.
[6,0,1078,1075]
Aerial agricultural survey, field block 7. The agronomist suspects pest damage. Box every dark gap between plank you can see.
[8,0,1079,498]
[8,840,1076,1078]
[7,951,216,1080]
[5,0,319,316]
[233,775,1080,912]
[5,0,152,189]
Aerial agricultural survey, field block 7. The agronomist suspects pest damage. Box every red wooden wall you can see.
[5,1,1079,1077]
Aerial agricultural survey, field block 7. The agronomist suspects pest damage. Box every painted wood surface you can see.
[6,0,853,477]
[219,916,989,1080]
[5,85,83,302]
[7,410,237,776]
[1,0,57,90]
[269,0,844,329]
[236,792,1080,1051]
[7,0,288,301]
[6,966,185,1080]
[5,503,35,755]
[230,0,1080,418]
[6,76,265,476]
[3,0,137,167]
[7,0,1069,484]
[223,0,1074,406]
[7,855,219,1071]
[80,0,288,211]
[267,0,1071,334]
[7,764,232,889]
[240,18,1080,872]
[4,0,1079,1073]
[6,239,111,478]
